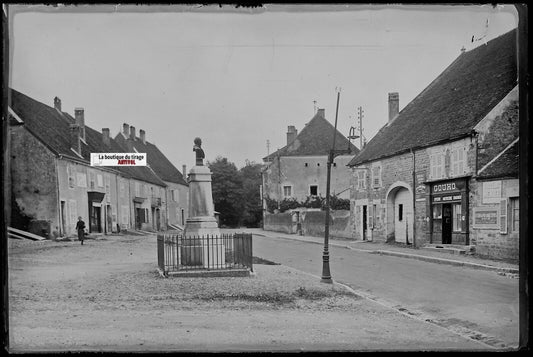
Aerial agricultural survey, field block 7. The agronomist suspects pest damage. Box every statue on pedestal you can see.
[193,137,205,166]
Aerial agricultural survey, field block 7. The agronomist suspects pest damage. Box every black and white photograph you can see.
[2,3,527,353]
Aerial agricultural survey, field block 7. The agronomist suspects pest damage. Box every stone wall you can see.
[300,209,352,239]
[10,126,59,238]
[263,212,295,234]
[263,209,352,239]
[469,178,519,262]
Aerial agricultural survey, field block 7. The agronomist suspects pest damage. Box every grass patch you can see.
[252,256,280,265]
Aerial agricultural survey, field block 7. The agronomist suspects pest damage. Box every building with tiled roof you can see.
[114,124,189,228]
[261,108,359,204]
[346,29,519,261]
[9,88,171,237]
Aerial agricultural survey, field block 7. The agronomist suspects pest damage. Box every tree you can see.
[208,157,243,227]
[239,160,263,227]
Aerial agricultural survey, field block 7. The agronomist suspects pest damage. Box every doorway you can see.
[60,201,66,236]
[442,203,452,244]
[90,205,102,233]
[362,205,367,241]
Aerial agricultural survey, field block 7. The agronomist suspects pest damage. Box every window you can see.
[430,152,444,179]
[452,204,462,232]
[500,199,508,234]
[398,204,403,221]
[76,169,87,188]
[333,163,337,167]
[357,170,366,190]
[304,163,308,167]
[510,197,519,233]
[309,185,318,196]
[171,189,176,202]
[105,175,111,202]
[433,205,442,219]
[283,186,292,198]
[97,174,104,187]
[451,147,466,176]
[67,164,75,188]
[372,165,382,188]
[89,171,95,190]
[317,163,320,167]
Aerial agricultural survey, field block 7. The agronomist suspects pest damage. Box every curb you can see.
[253,233,518,275]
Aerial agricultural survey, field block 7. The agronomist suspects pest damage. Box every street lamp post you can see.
[321,89,351,283]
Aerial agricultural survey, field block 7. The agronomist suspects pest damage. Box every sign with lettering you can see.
[472,207,499,229]
[415,171,427,200]
[482,181,502,204]
[433,182,459,194]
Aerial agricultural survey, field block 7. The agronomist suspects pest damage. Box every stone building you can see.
[8,88,170,238]
[114,124,189,229]
[347,29,519,261]
[262,108,359,203]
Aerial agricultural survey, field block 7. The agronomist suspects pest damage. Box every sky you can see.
[8,4,519,172]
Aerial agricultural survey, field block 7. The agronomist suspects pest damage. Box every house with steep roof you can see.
[347,29,519,261]
[8,88,168,237]
[114,123,189,229]
[262,108,359,203]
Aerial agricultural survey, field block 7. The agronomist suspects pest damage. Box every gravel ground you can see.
[7,234,491,352]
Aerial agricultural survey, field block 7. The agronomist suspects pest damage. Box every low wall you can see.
[301,210,352,239]
[263,212,296,234]
[263,209,352,239]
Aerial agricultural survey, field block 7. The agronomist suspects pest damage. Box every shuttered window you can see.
[500,199,508,234]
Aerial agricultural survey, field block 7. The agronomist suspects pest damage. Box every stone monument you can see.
[183,138,223,268]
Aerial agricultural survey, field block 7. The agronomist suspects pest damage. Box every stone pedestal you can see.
[184,165,220,237]
[183,165,223,268]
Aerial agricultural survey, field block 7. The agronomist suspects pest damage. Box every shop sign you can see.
[415,171,427,200]
[433,181,459,194]
[482,181,502,204]
[433,194,462,203]
[472,207,499,229]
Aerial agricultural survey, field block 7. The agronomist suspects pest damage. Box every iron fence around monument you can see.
[157,233,253,273]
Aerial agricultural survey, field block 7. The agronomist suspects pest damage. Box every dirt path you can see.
[7,234,493,352]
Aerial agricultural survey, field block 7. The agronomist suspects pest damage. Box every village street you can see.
[251,231,520,349]
[7,232,505,352]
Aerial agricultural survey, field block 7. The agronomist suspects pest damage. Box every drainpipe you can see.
[54,157,62,237]
[411,148,417,248]
[277,155,281,209]
[115,174,120,232]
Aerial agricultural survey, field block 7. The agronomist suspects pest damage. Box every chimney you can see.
[54,97,61,111]
[123,123,130,137]
[130,126,136,140]
[317,108,325,118]
[388,92,399,123]
[102,128,110,146]
[287,125,298,145]
[139,129,146,144]
[69,124,81,154]
[74,108,85,141]
[182,165,187,176]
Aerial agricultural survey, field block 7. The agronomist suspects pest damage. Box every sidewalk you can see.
[230,228,519,275]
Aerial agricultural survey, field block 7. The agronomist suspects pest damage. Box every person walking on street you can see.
[76,216,86,245]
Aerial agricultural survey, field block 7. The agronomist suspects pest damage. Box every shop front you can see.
[429,177,469,245]
[87,191,105,233]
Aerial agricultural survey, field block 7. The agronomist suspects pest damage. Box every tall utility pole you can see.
[357,106,364,150]
[266,140,270,156]
[321,88,350,283]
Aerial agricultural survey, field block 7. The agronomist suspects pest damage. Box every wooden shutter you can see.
[368,204,374,229]
[500,199,508,234]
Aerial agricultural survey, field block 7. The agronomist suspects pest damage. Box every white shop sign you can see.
[482,181,502,204]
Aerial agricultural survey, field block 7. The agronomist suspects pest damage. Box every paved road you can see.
[252,234,519,349]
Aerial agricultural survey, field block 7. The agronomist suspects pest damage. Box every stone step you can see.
[421,244,475,255]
